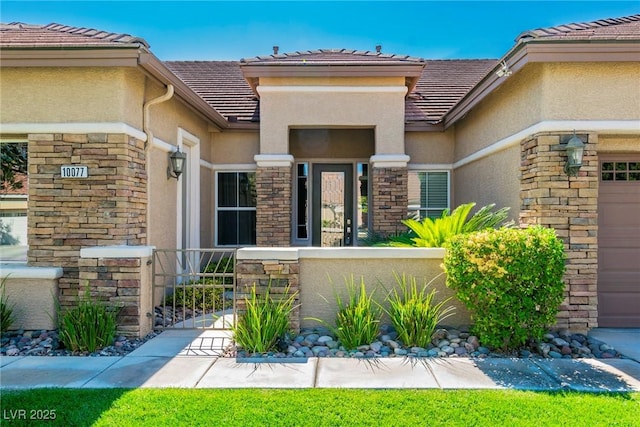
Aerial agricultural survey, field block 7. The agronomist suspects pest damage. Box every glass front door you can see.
[312,164,353,246]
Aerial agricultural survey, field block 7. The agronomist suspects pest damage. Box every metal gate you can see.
[152,249,236,330]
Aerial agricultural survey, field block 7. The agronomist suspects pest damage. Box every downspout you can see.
[143,84,174,151]
[142,83,174,253]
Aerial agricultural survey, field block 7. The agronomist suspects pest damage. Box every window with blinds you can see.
[407,171,450,220]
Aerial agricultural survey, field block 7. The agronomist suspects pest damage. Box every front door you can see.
[312,164,353,247]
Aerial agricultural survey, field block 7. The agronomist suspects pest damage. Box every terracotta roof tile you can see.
[517,14,640,41]
[165,61,259,123]
[406,60,497,123]
[167,58,495,125]
[0,22,149,48]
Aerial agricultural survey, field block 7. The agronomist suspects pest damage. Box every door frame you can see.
[311,163,354,246]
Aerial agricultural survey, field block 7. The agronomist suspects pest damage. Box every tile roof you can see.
[240,48,425,65]
[517,14,640,41]
[166,58,496,125]
[0,22,149,48]
[165,61,260,123]
[406,59,497,123]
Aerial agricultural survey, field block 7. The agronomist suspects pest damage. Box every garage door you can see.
[598,155,640,327]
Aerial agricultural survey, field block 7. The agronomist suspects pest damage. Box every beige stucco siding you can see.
[541,63,640,120]
[257,76,407,155]
[597,134,640,153]
[290,128,374,159]
[453,145,521,220]
[454,62,640,162]
[210,132,260,164]
[405,129,455,164]
[148,147,178,250]
[0,67,144,127]
[454,64,545,160]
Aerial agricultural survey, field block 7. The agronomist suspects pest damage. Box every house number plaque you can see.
[60,165,89,178]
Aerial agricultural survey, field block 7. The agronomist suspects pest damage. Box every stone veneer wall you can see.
[255,165,291,246]
[27,133,147,307]
[519,132,599,332]
[370,167,408,237]
[235,257,301,332]
[78,248,153,338]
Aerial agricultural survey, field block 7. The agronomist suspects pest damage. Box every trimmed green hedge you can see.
[444,226,566,351]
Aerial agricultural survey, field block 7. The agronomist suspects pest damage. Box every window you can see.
[216,172,256,246]
[601,161,640,182]
[407,171,449,219]
[1,140,28,261]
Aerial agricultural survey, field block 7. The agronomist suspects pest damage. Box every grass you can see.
[1,389,637,426]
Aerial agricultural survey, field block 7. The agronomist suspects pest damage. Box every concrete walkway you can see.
[1,329,639,391]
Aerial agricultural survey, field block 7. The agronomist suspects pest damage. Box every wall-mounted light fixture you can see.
[168,149,186,180]
[564,131,585,177]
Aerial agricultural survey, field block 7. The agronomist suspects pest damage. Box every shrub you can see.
[444,226,566,352]
[385,203,513,248]
[162,256,233,312]
[233,283,298,354]
[382,272,455,348]
[57,286,119,353]
[0,276,15,333]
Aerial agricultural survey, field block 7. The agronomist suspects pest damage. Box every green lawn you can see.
[1,389,638,426]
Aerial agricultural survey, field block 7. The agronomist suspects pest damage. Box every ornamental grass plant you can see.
[310,275,381,350]
[232,283,298,354]
[0,276,15,333]
[57,286,119,353]
[382,272,455,348]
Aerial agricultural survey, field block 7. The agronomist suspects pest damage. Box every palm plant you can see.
[386,203,512,248]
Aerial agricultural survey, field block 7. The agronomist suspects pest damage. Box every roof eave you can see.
[240,63,425,97]
[443,39,640,128]
[0,46,142,66]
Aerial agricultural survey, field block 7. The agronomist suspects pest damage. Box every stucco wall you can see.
[405,129,455,164]
[148,147,178,250]
[210,132,260,164]
[257,76,407,155]
[598,134,640,153]
[541,63,640,120]
[0,67,144,127]
[453,145,521,220]
[298,251,471,329]
[290,128,374,159]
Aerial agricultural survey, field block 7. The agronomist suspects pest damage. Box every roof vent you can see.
[273,45,279,55]
[375,45,382,53]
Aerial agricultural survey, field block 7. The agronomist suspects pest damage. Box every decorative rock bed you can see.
[232,325,625,361]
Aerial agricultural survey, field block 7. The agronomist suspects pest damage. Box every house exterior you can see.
[1,15,638,333]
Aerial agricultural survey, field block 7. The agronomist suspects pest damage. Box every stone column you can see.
[370,155,410,238]
[79,246,154,338]
[254,155,293,247]
[519,132,599,332]
[27,133,147,307]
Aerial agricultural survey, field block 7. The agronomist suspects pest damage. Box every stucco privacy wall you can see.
[0,266,62,330]
[0,68,144,127]
[236,248,471,332]
[28,133,147,307]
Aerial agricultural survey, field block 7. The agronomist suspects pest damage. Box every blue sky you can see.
[2,1,639,60]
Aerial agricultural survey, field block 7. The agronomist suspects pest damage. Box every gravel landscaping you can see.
[1,307,626,360]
